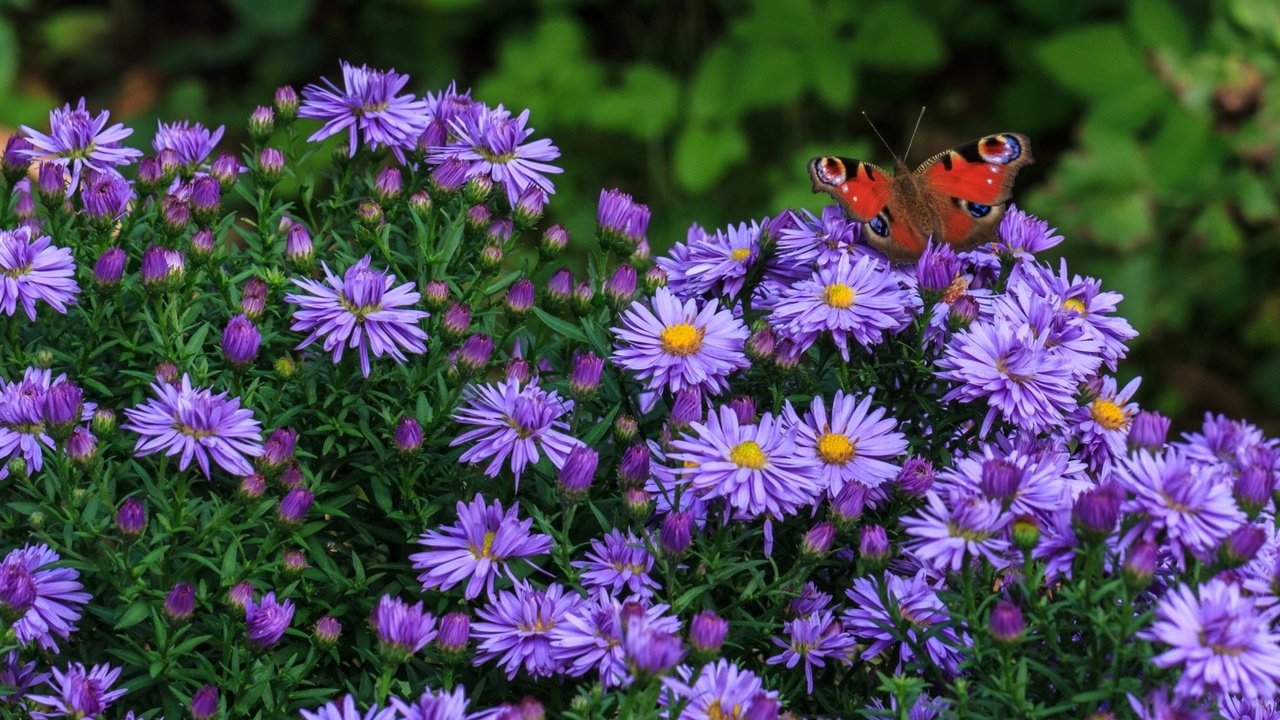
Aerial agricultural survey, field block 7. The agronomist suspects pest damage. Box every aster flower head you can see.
[844,570,967,675]
[766,609,856,694]
[80,169,134,224]
[0,227,78,321]
[429,104,562,206]
[0,543,91,651]
[678,221,764,299]
[551,594,681,687]
[122,374,263,478]
[473,581,582,679]
[410,493,552,600]
[1116,449,1245,566]
[152,120,225,169]
[285,256,429,377]
[0,651,48,706]
[300,694,399,720]
[299,61,430,161]
[1014,259,1138,371]
[664,659,779,720]
[935,438,1083,521]
[785,390,907,496]
[597,188,651,251]
[902,489,1012,572]
[26,662,127,720]
[670,405,823,521]
[572,528,660,599]
[370,594,437,662]
[1070,375,1141,472]
[612,287,749,396]
[997,205,1063,258]
[244,590,295,648]
[450,377,582,487]
[1141,578,1280,700]
[392,686,474,720]
[776,205,864,272]
[770,254,912,361]
[19,98,142,193]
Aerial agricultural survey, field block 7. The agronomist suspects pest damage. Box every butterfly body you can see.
[809,133,1034,262]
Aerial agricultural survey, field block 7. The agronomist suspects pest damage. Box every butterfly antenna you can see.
[903,106,927,162]
[861,112,898,161]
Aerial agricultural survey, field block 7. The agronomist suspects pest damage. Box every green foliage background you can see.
[0,0,1277,431]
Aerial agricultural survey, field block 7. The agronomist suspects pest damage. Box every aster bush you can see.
[2,60,1279,720]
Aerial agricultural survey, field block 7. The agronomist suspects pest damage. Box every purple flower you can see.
[776,205,864,273]
[766,609,855,694]
[551,594,681,687]
[1130,410,1171,451]
[244,591,294,648]
[222,314,261,367]
[429,104,562,206]
[278,487,314,524]
[623,611,685,677]
[435,612,471,654]
[663,659,779,720]
[844,571,967,675]
[1126,688,1212,720]
[394,417,423,453]
[1014,260,1137,371]
[1142,578,1280,700]
[689,610,729,655]
[596,188,650,250]
[0,543,91,651]
[1115,450,1244,565]
[190,685,218,720]
[677,221,763,299]
[572,529,660,600]
[164,582,196,621]
[785,390,907,496]
[19,98,142,193]
[935,438,1083,521]
[670,406,822,521]
[152,120,225,169]
[996,205,1063,258]
[26,662,127,720]
[286,256,428,377]
[450,377,583,487]
[770,254,912,361]
[122,374,263,478]
[1070,376,1141,472]
[902,489,1011,572]
[370,594,437,661]
[299,62,429,161]
[300,695,399,720]
[0,227,78,320]
[81,169,134,224]
[612,288,749,396]
[473,581,582,679]
[0,651,48,706]
[392,686,475,720]
[410,494,553,600]
[92,247,126,286]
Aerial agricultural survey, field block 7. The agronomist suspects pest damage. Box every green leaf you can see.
[531,307,588,343]
[592,64,679,141]
[1129,0,1193,54]
[0,19,15,95]
[116,601,151,630]
[1036,24,1151,99]
[852,1,944,70]
[673,123,748,193]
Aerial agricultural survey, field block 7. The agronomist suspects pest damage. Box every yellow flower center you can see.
[473,530,497,559]
[1063,298,1087,314]
[707,700,744,720]
[730,248,751,262]
[816,431,856,465]
[660,323,703,356]
[1,264,32,279]
[823,283,855,309]
[730,441,767,470]
[995,357,1029,385]
[1090,398,1129,431]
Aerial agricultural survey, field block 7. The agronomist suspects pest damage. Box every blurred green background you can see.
[1,0,1278,432]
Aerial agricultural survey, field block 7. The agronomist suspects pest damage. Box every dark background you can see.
[1,0,1278,432]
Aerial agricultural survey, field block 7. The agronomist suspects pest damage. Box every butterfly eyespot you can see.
[868,215,889,237]
[979,135,1021,164]
[815,157,847,184]
[967,202,992,218]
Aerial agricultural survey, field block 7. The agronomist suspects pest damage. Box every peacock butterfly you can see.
[808,130,1034,263]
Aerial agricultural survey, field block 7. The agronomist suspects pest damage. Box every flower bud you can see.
[222,315,261,367]
[255,147,285,185]
[618,444,651,489]
[613,414,638,443]
[948,294,980,330]
[190,228,216,258]
[463,174,493,204]
[160,194,191,234]
[979,458,1021,501]
[441,302,471,339]
[278,463,304,489]
[569,353,604,400]
[422,280,449,311]
[897,457,935,497]
[1223,524,1267,567]
[571,281,595,315]
[356,199,384,229]
[1128,411,1170,451]
[487,218,515,246]
[430,158,469,197]
[858,524,891,568]
[274,356,297,379]
[505,358,531,385]
[227,581,255,611]
[13,190,35,219]
[136,156,164,194]
[190,175,221,224]
[478,244,503,270]
[688,610,728,656]
[42,383,83,437]
[660,511,693,555]
[624,486,651,518]
[211,153,241,189]
[514,186,546,227]
[540,224,569,259]
[604,264,637,310]
[408,190,432,219]
[259,428,297,470]
[464,204,491,234]
[728,396,755,426]
[1072,486,1119,541]
[274,86,299,121]
[278,487,314,524]
[1123,541,1158,590]
[238,473,266,500]
[156,361,180,384]
[241,277,268,319]
[1235,465,1274,517]
[558,445,599,500]
[282,548,308,575]
[1,135,32,183]
[916,242,960,298]
[249,105,275,142]
[191,685,219,720]
[374,167,403,204]
[1011,515,1040,551]
[546,268,573,308]
[66,427,97,464]
[158,149,181,178]
[285,222,314,268]
[394,417,423,453]
[164,583,196,621]
[989,600,1025,644]
[802,522,836,557]
[91,407,116,435]
[314,615,342,648]
[36,162,66,202]
[458,334,494,374]
[435,611,470,656]
[116,498,147,536]
[830,482,866,529]
[505,279,535,316]
[644,266,668,292]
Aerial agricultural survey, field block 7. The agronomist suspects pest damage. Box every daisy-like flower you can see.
[285,256,428,378]
[770,254,912,361]
[473,581,582,679]
[776,205,865,272]
[663,659,779,720]
[572,528,660,600]
[1141,578,1280,700]
[244,591,294,648]
[677,221,762,300]
[612,287,749,396]
[122,374,263,478]
[843,571,967,675]
[392,686,475,720]
[450,377,582,487]
[299,61,430,161]
[766,609,855,694]
[1126,688,1212,720]
[1,651,48,706]
[995,279,1103,382]
[0,544,91,652]
[996,205,1063,259]
[1116,450,1244,566]
[429,104,562,207]
[19,98,141,194]
[26,662,127,720]
[936,316,1077,436]
[300,694,399,720]
[0,368,92,479]
[1220,696,1280,720]
[670,405,823,521]
[1181,413,1273,471]
[551,594,681,687]
[785,390,907,496]
[0,227,78,321]
[370,594,437,661]
[409,494,553,600]
[901,490,1011,572]
[935,437,1083,521]
[152,120,225,169]
[1070,376,1141,472]
[1014,259,1137,371]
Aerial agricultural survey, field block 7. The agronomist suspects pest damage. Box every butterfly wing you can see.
[808,156,892,222]
[914,133,1034,251]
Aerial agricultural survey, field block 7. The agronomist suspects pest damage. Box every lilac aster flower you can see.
[19,98,141,193]
[450,377,583,487]
[244,590,294,648]
[670,405,823,521]
[1141,578,1280,700]
[776,205,865,273]
[1069,375,1141,472]
[844,571,967,675]
[1014,259,1137,371]
[0,368,82,478]
[1126,688,1212,720]
[80,169,134,224]
[677,221,763,299]
[785,390,907,496]
[612,287,749,396]
[299,61,430,161]
[770,254,912,361]
[285,256,428,377]
[0,543,90,651]
[473,581,582,679]
[1115,450,1244,565]
[0,227,78,320]
[996,205,1063,258]
[409,494,552,600]
[902,489,1011,572]
[122,374,264,478]
[429,104,562,207]
[936,316,1077,436]
[663,659,779,720]
[1181,412,1273,471]
[551,594,681,687]
[152,120,224,169]
[935,437,1084,521]
[1220,696,1280,720]
[300,694,399,720]
[0,650,48,706]
[370,594,437,661]
[392,686,474,720]
[597,188,651,250]
[994,279,1104,381]
[766,609,855,694]
[27,663,127,720]
[572,528,660,600]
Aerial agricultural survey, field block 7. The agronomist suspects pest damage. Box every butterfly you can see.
[808,132,1034,263]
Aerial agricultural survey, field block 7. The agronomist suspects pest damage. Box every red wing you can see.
[915,133,1034,206]
[863,205,930,263]
[808,156,892,221]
